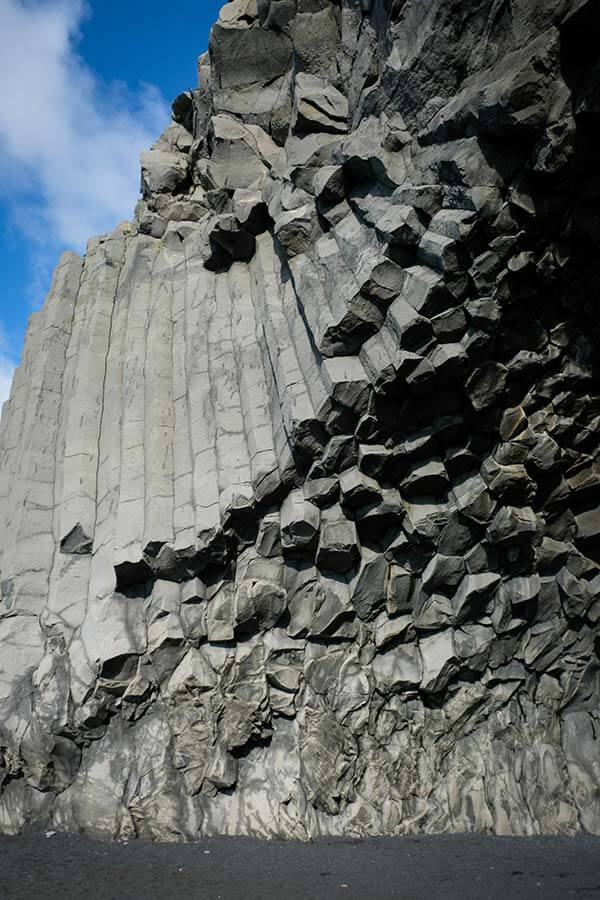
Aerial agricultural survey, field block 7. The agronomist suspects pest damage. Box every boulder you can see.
[293,73,349,135]
[141,149,189,194]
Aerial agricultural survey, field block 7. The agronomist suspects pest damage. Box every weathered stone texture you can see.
[1,0,600,840]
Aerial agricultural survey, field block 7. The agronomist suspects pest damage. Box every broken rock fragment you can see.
[0,0,599,844]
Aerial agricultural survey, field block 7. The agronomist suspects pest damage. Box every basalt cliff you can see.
[1,0,600,839]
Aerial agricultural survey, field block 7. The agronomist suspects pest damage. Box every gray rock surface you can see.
[1,0,600,841]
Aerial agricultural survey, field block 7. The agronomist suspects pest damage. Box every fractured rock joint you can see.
[1,0,600,840]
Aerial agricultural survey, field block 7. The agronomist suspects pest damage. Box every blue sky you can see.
[0,0,223,403]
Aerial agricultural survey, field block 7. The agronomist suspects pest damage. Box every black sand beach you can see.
[1,833,599,899]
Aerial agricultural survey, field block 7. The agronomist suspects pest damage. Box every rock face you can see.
[1,0,600,840]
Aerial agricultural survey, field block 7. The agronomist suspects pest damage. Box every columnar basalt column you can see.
[1,0,600,840]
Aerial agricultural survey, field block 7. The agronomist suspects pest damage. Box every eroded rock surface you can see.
[1,0,600,840]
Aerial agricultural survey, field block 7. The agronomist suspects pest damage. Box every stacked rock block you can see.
[1,0,600,838]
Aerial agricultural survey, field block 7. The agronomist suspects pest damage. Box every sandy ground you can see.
[1,832,599,899]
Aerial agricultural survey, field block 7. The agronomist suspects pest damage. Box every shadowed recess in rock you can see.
[1,0,600,841]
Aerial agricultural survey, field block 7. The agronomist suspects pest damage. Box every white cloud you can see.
[0,0,170,252]
[0,325,16,407]
[0,364,14,406]
[0,0,171,408]
[0,363,14,407]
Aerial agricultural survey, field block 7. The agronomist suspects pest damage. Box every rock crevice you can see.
[1,0,600,839]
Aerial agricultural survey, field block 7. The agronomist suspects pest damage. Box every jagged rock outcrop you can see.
[1,0,600,839]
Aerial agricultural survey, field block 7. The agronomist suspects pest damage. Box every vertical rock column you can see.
[0,252,83,615]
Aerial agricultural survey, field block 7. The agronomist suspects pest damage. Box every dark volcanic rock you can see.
[0,0,600,841]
